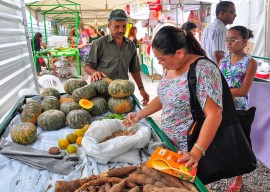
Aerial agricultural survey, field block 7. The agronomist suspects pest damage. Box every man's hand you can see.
[140,89,149,106]
[90,71,107,81]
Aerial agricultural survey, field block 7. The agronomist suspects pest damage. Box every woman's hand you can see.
[90,71,107,81]
[122,112,142,127]
[177,151,202,168]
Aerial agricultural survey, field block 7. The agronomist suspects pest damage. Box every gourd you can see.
[91,78,112,95]
[72,84,96,103]
[108,79,135,98]
[42,96,60,111]
[60,101,81,116]
[79,99,94,112]
[41,88,60,99]
[90,97,108,116]
[64,79,87,95]
[37,110,66,131]
[11,122,37,145]
[21,101,42,124]
[59,94,74,104]
[66,109,92,129]
[108,96,134,114]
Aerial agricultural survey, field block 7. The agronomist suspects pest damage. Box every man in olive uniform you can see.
[83,9,149,105]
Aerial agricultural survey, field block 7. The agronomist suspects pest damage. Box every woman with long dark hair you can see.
[124,26,223,172]
[34,32,47,76]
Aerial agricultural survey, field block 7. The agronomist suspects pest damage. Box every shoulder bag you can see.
[187,58,256,184]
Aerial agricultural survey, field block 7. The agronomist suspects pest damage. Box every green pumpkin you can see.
[11,122,37,145]
[42,96,60,111]
[108,96,134,114]
[91,77,112,95]
[37,110,66,131]
[41,88,60,99]
[59,94,74,104]
[64,79,87,95]
[60,101,80,116]
[90,97,108,116]
[108,79,135,98]
[21,101,42,125]
[72,84,97,103]
[66,109,92,129]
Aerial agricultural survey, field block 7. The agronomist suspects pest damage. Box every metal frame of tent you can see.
[27,0,82,77]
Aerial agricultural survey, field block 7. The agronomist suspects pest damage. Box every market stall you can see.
[27,0,81,77]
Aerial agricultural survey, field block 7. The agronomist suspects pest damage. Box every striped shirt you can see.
[201,18,228,64]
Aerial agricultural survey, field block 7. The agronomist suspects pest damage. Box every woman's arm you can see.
[230,58,257,97]
[40,41,47,48]
[78,37,88,49]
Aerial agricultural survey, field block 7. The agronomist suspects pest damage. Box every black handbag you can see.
[236,107,256,146]
[187,58,256,184]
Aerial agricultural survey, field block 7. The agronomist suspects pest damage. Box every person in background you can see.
[219,26,257,192]
[201,1,236,64]
[99,31,105,36]
[181,21,197,36]
[124,26,223,181]
[78,25,90,63]
[34,32,47,76]
[88,26,101,46]
[84,9,149,105]
[128,26,143,46]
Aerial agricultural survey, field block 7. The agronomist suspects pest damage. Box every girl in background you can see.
[219,26,257,192]
[88,26,101,45]
[34,32,47,76]
[128,26,143,46]
[78,25,90,63]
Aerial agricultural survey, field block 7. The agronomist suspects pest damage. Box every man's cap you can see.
[108,9,127,21]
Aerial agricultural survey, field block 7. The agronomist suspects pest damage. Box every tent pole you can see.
[265,0,270,58]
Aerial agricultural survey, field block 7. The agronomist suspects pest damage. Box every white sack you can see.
[82,119,151,164]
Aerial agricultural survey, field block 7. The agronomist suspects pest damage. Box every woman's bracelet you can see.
[194,143,206,156]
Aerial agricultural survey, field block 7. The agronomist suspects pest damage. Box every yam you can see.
[126,180,137,188]
[108,166,137,177]
[128,186,140,192]
[75,177,119,192]
[55,175,99,192]
[155,181,168,188]
[142,166,163,181]
[109,178,127,192]
[160,172,186,189]
[143,184,191,192]
[104,182,111,192]
[180,180,198,192]
[98,185,106,192]
[128,174,156,185]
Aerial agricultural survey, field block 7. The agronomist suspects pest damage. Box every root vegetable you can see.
[143,184,191,192]
[126,180,137,188]
[160,172,186,189]
[128,174,156,185]
[75,177,121,192]
[104,182,111,192]
[155,181,168,188]
[55,175,99,192]
[109,179,127,192]
[108,166,137,177]
[98,185,106,192]
[180,180,198,192]
[142,166,163,181]
[89,186,97,192]
[128,186,140,192]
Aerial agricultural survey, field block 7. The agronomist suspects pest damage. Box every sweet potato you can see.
[143,184,191,192]
[126,180,137,188]
[142,166,163,181]
[89,186,97,192]
[98,185,106,192]
[128,174,156,185]
[108,166,137,177]
[104,182,111,192]
[109,178,127,192]
[180,180,198,192]
[160,172,186,189]
[75,177,120,192]
[155,181,168,188]
[128,186,140,192]
[55,175,99,192]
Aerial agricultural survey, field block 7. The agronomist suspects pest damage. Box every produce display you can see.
[100,130,136,143]
[59,94,74,104]
[78,99,94,112]
[90,97,108,116]
[72,85,96,103]
[10,122,37,145]
[66,109,92,129]
[91,77,112,95]
[60,101,81,116]
[108,96,135,114]
[55,165,198,192]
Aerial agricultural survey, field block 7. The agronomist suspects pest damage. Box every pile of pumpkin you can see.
[11,78,136,146]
